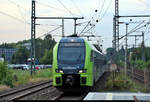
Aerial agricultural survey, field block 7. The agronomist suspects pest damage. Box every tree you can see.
[1,54,5,60]
[0,62,14,87]
[11,46,30,64]
[40,49,53,64]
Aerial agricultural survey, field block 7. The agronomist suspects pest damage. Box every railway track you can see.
[127,68,146,83]
[56,92,87,100]
[0,72,110,101]
[0,80,53,101]
[53,72,110,100]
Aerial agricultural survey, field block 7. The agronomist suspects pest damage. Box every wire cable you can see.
[137,0,150,7]
[82,0,112,35]
[7,0,29,24]
[0,11,29,25]
[57,0,76,16]
[97,0,112,22]
[97,0,106,19]
[36,1,67,12]
[69,0,84,17]
[37,26,62,38]
[96,0,101,10]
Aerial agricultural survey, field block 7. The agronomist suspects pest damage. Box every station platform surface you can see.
[84,92,150,101]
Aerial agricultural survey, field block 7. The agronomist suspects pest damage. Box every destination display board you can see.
[60,43,84,47]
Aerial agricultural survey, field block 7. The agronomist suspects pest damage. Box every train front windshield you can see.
[58,42,85,65]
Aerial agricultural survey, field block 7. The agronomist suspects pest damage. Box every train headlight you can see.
[56,69,63,73]
[59,70,63,73]
[79,70,83,73]
[79,69,87,73]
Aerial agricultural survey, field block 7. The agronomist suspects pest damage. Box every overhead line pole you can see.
[113,17,116,50]
[142,32,145,61]
[31,0,36,75]
[125,23,128,77]
[36,17,84,35]
[62,19,64,37]
[128,34,143,48]
[115,14,150,51]
[115,0,119,51]
[74,18,77,34]
[30,1,84,76]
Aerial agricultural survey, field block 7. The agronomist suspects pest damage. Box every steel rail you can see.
[0,80,52,100]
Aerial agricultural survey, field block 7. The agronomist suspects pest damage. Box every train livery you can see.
[52,37,107,87]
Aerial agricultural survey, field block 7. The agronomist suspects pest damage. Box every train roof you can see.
[85,39,103,55]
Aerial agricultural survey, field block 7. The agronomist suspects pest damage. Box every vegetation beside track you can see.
[13,68,52,86]
[100,71,146,92]
[0,61,52,89]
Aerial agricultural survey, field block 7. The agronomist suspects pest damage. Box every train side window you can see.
[91,50,96,61]
[93,51,97,60]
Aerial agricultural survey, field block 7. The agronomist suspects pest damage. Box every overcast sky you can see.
[0,0,150,52]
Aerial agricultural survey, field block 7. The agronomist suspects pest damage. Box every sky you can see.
[0,0,150,52]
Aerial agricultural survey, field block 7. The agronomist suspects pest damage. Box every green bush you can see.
[135,60,146,69]
[145,60,150,68]
[0,62,14,87]
[106,74,132,91]
[35,69,52,78]
[105,73,146,92]
[118,61,124,67]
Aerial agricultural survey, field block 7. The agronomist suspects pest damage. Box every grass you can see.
[100,71,146,93]
[0,85,10,91]
[10,68,52,87]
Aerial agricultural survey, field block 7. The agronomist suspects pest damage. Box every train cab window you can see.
[58,42,85,64]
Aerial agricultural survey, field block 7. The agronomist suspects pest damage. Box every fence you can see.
[126,67,150,88]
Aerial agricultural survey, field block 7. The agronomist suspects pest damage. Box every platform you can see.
[84,92,150,101]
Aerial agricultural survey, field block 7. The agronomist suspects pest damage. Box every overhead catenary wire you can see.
[88,0,104,24]
[0,9,61,39]
[97,0,106,19]
[0,11,29,25]
[36,26,62,39]
[36,1,67,12]
[69,0,84,17]
[79,21,91,35]
[137,0,150,7]
[119,20,145,40]
[81,0,112,35]
[97,0,113,22]
[7,0,30,14]
[96,0,101,11]
[57,0,76,16]
[128,20,150,35]
[7,0,29,24]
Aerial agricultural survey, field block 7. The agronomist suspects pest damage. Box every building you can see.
[0,48,17,63]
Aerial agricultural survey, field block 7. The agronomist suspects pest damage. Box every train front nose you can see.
[62,67,80,86]
[65,75,75,86]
